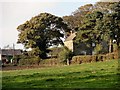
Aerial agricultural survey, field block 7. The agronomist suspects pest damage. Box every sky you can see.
[0,0,98,49]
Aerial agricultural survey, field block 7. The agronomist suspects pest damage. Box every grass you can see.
[2,59,120,89]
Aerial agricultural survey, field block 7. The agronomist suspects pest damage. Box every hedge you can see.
[71,51,118,64]
[19,56,40,66]
[39,58,64,66]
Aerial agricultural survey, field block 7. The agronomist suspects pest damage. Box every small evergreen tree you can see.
[59,47,73,65]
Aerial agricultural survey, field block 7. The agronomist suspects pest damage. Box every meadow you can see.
[2,59,120,89]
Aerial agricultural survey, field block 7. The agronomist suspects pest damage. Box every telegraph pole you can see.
[12,44,15,64]
[13,43,15,59]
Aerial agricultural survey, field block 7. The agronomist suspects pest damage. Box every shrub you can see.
[18,49,41,66]
[19,55,40,66]
[40,58,61,66]
[58,46,73,65]
[48,47,63,58]
[94,44,102,54]
[12,55,22,65]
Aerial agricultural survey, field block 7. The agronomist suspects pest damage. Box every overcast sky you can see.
[0,0,97,49]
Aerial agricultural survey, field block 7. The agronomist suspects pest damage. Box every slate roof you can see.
[0,49,22,55]
[65,32,76,41]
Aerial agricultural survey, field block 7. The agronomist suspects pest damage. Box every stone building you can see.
[64,32,93,55]
[64,32,76,52]
[0,49,22,64]
[64,32,109,55]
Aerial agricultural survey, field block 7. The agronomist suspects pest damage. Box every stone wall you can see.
[64,40,73,52]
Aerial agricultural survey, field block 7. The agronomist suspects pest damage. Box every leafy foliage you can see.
[75,11,105,54]
[59,46,73,64]
[63,4,94,30]
[17,1,120,61]
[19,56,40,65]
[109,2,120,46]
[63,2,114,30]
[75,2,120,54]
[17,13,70,58]
[18,51,41,65]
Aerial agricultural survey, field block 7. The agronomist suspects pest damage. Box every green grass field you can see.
[2,59,120,89]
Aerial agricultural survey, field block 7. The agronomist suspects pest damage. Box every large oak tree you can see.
[17,13,70,58]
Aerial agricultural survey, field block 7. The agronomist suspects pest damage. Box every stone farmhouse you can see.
[64,32,109,55]
[64,32,76,52]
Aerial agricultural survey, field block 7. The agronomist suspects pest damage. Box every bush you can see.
[94,44,102,54]
[40,58,61,66]
[19,56,40,66]
[71,51,118,65]
[58,46,73,65]
[18,49,41,66]
[11,55,22,65]
[48,47,63,58]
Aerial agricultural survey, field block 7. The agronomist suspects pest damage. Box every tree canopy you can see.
[17,1,120,59]
[63,4,94,30]
[63,2,115,31]
[17,13,70,58]
[74,2,120,54]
